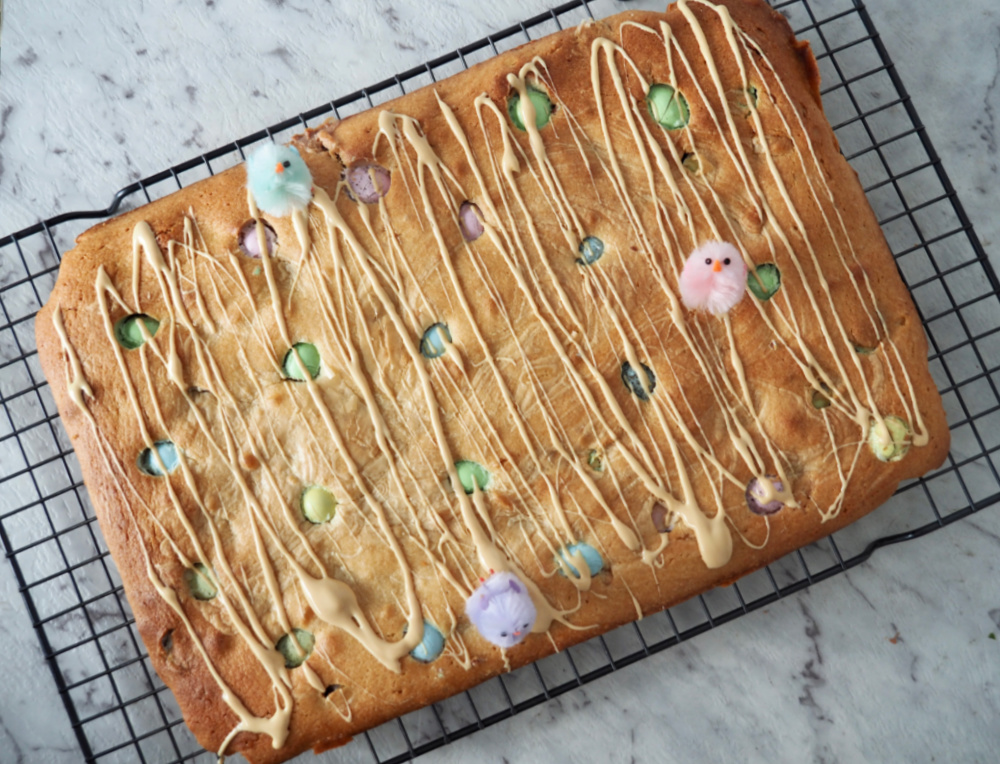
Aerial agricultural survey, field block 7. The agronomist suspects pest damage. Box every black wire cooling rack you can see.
[1,0,998,762]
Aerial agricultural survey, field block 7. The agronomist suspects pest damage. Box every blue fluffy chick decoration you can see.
[246,144,313,217]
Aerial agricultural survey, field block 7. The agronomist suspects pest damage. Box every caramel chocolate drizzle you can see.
[52,0,931,753]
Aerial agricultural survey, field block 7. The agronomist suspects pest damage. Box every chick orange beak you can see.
[712,260,722,272]
[513,630,522,637]
[275,162,285,174]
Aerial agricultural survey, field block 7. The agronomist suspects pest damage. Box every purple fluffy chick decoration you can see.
[465,571,537,649]
[679,240,748,315]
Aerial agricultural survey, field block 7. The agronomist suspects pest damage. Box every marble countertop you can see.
[2,0,999,762]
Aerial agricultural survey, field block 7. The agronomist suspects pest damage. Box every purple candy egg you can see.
[746,476,785,516]
[459,201,484,241]
[345,162,391,204]
[651,503,674,533]
[238,220,277,258]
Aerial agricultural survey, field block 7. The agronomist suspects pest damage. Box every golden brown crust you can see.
[36,2,948,763]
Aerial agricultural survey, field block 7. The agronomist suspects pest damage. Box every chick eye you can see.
[500,631,508,637]
[282,160,291,168]
[523,623,530,629]
[704,258,712,266]
[723,257,731,265]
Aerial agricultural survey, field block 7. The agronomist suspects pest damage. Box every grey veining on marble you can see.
[1,0,999,763]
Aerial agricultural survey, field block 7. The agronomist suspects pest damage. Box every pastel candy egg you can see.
[651,503,675,533]
[115,314,159,349]
[557,542,604,578]
[459,201,485,241]
[577,236,604,265]
[454,460,489,494]
[621,361,656,401]
[345,162,391,203]
[184,563,217,601]
[746,476,785,516]
[647,83,690,130]
[138,440,179,476]
[420,323,451,359]
[868,415,911,462]
[408,621,446,663]
[747,263,781,301]
[283,343,321,381]
[301,486,337,524]
[508,86,553,131]
[276,628,315,669]
[238,220,277,258]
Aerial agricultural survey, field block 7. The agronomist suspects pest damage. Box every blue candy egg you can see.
[246,144,314,217]
[557,542,604,578]
[621,361,656,401]
[138,441,179,476]
[577,236,605,265]
[409,621,446,663]
[420,323,451,359]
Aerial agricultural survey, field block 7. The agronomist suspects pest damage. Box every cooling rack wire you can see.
[0,0,997,761]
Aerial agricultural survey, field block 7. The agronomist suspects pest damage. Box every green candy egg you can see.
[508,86,553,131]
[283,342,321,381]
[587,449,604,473]
[747,263,781,301]
[811,389,831,409]
[301,485,337,524]
[115,314,160,349]
[276,628,315,669]
[868,415,911,462]
[184,562,218,601]
[454,460,489,494]
[646,83,690,130]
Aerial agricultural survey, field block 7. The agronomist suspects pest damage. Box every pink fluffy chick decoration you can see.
[679,241,748,315]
